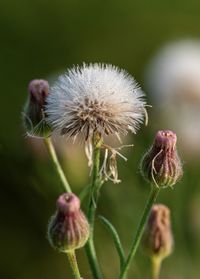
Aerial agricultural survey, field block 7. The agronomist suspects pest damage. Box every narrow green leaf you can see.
[79,183,91,202]
[99,215,125,269]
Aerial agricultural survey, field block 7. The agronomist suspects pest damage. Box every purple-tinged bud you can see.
[23,79,51,137]
[29,79,49,105]
[140,130,183,188]
[143,204,173,260]
[48,193,89,253]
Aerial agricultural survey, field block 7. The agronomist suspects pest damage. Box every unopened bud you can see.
[48,193,89,253]
[23,79,51,137]
[143,204,173,260]
[140,130,183,188]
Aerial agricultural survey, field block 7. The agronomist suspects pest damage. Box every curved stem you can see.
[85,137,103,279]
[44,137,71,193]
[119,186,160,279]
[79,183,91,202]
[67,251,82,279]
[151,257,162,279]
[99,215,125,269]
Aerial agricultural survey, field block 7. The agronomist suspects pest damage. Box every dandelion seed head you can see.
[46,63,146,141]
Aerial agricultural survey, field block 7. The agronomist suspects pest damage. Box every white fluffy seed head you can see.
[45,63,146,141]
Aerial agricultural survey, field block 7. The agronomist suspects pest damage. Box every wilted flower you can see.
[140,130,183,188]
[23,79,51,137]
[48,193,89,252]
[143,204,173,260]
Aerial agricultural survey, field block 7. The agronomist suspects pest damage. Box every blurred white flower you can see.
[145,40,200,158]
[146,40,200,104]
[46,63,146,142]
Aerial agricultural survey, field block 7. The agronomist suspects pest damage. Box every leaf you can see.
[79,183,91,202]
[99,215,125,269]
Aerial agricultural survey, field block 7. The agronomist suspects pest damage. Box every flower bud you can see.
[23,79,51,137]
[140,130,183,188]
[143,204,173,260]
[48,193,89,253]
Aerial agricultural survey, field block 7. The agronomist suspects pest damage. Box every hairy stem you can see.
[151,257,162,279]
[44,137,71,193]
[67,251,82,279]
[85,136,103,279]
[119,186,160,279]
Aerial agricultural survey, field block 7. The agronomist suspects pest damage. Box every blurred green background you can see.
[1,0,200,278]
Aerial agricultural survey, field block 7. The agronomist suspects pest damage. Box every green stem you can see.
[44,137,71,193]
[79,183,91,202]
[85,137,103,279]
[67,251,82,279]
[151,257,162,279]
[119,186,160,279]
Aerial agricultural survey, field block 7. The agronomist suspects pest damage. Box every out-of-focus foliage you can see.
[1,0,200,278]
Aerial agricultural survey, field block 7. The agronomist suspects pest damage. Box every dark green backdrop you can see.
[1,1,200,278]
